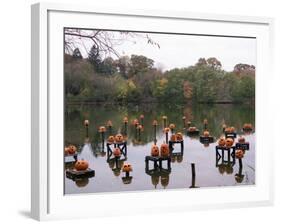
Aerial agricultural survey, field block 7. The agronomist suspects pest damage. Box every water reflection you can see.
[64,103,255,194]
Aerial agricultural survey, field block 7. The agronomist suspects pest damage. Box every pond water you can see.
[64,103,255,194]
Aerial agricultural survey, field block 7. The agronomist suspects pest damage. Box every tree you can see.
[233,63,255,77]
[129,55,154,77]
[206,57,222,70]
[88,45,102,72]
[100,57,117,75]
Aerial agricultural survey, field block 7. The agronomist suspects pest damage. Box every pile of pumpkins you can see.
[64,144,77,155]
[217,136,246,158]
[170,132,183,142]
[224,126,236,133]
[151,143,170,157]
[107,133,125,144]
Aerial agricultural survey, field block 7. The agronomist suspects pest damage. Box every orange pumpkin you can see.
[107,120,113,127]
[84,120,89,127]
[132,119,139,126]
[224,127,232,133]
[170,134,177,142]
[107,135,115,143]
[162,116,167,120]
[187,121,191,125]
[203,119,208,125]
[230,126,235,132]
[160,143,170,157]
[152,120,158,126]
[140,114,144,119]
[188,126,196,132]
[122,163,132,172]
[238,137,246,143]
[243,123,253,130]
[176,132,183,141]
[113,148,121,157]
[151,145,160,157]
[115,134,124,143]
[64,147,69,154]
[67,144,77,155]
[163,127,170,133]
[137,124,142,130]
[182,116,186,120]
[203,131,210,137]
[225,138,234,148]
[75,160,89,171]
[218,137,226,147]
[99,126,106,133]
[235,149,244,159]
[169,123,176,130]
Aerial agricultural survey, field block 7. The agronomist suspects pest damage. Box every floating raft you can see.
[199,136,214,143]
[66,168,95,180]
[235,142,250,150]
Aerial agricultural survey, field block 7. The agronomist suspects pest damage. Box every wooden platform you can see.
[215,146,236,165]
[66,168,95,180]
[107,141,127,159]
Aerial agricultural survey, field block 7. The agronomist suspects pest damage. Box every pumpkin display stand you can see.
[145,156,171,172]
[199,136,214,144]
[66,168,95,180]
[224,132,237,139]
[215,146,236,166]
[106,141,127,159]
[168,140,184,153]
[235,142,250,151]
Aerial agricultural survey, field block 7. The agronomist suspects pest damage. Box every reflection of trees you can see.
[64,103,255,146]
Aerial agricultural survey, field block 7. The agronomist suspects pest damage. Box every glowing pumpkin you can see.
[176,132,183,141]
[169,123,176,130]
[67,145,77,155]
[203,131,210,137]
[238,137,246,143]
[188,127,196,132]
[170,134,177,142]
[132,119,139,126]
[235,149,244,159]
[218,137,226,147]
[122,163,132,172]
[115,134,124,143]
[230,126,235,132]
[203,119,208,125]
[163,127,170,133]
[225,138,234,148]
[99,126,106,133]
[243,123,253,130]
[74,160,89,171]
[123,116,128,123]
[160,143,170,157]
[107,135,115,143]
[162,116,167,120]
[152,120,158,126]
[140,114,144,119]
[113,148,121,157]
[107,120,112,127]
[151,145,160,157]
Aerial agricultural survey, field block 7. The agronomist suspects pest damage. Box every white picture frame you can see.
[31,2,274,221]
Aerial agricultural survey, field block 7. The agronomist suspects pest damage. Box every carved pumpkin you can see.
[203,119,208,125]
[107,135,115,143]
[169,123,175,130]
[182,116,186,120]
[230,126,235,132]
[163,127,170,133]
[151,145,160,157]
[162,116,167,120]
[225,138,234,148]
[123,116,128,123]
[115,134,124,143]
[113,148,121,157]
[152,120,158,126]
[84,120,89,127]
[160,143,170,157]
[74,160,89,171]
[132,119,139,126]
[224,127,232,133]
[188,126,196,132]
[176,132,183,141]
[140,114,144,119]
[67,144,77,155]
[235,149,244,159]
[170,134,177,142]
[107,120,112,127]
[99,126,106,133]
[136,124,142,130]
[243,123,253,130]
[122,163,132,172]
[218,137,226,147]
[203,131,210,137]
[238,137,246,143]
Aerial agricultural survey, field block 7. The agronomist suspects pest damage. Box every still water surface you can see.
[64,103,255,194]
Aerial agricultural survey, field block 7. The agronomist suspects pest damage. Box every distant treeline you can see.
[65,48,255,104]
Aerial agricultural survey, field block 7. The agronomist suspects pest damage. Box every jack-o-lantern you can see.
[115,134,124,143]
[203,131,210,137]
[132,119,139,126]
[176,132,183,141]
[243,123,253,130]
[137,124,142,130]
[84,120,89,127]
[224,127,232,133]
[230,126,235,132]
[160,143,170,157]
[225,138,234,148]
[203,119,208,125]
[163,127,170,133]
[140,114,144,119]
[113,148,121,157]
[99,126,106,133]
[162,116,167,120]
[122,163,132,172]
[169,123,176,130]
[107,120,113,127]
[74,160,89,171]
[170,134,177,142]
[151,145,160,157]
[235,149,244,159]
[238,137,246,143]
[182,116,186,120]
[152,120,158,126]
[123,116,128,123]
[107,135,115,143]
[218,137,226,147]
[188,126,196,132]
[67,144,77,155]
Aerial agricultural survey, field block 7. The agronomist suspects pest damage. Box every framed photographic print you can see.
[31,2,274,221]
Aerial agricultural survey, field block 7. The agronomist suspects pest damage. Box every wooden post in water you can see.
[153,120,158,143]
[191,163,196,188]
[182,116,186,129]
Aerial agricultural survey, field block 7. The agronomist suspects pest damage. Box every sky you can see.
[67,30,256,72]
